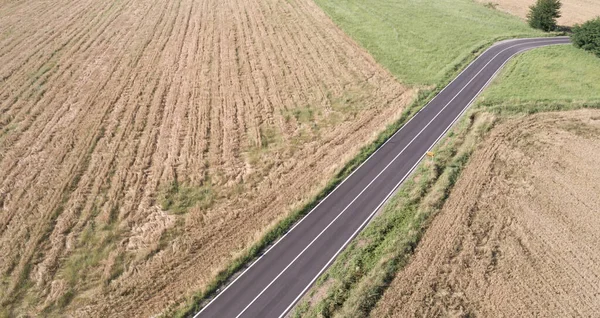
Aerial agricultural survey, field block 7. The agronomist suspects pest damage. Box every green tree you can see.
[572,18,600,58]
[527,0,562,32]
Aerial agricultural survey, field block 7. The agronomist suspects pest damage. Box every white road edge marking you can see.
[233,38,563,318]
[193,37,567,318]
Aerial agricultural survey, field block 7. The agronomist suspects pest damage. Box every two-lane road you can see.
[194,37,571,318]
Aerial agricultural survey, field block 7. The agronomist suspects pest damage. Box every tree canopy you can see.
[527,0,562,32]
[572,18,600,58]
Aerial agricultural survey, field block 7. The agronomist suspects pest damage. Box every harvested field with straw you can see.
[373,109,600,317]
[477,0,600,26]
[0,0,413,316]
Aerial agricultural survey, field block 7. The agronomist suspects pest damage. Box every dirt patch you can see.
[478,0,600,26]
[0,0,413,316]
[373,109,600,317]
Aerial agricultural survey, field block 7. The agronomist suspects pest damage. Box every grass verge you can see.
[292,110,496,318]
[480,45,600,110]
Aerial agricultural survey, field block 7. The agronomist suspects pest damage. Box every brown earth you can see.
[373,109,600,317]
[478,0,600,26]
[0,0,414,316]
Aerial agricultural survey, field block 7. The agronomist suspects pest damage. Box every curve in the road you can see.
[194,37,571,318]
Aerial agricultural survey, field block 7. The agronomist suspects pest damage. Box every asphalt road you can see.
[194,37,571,318]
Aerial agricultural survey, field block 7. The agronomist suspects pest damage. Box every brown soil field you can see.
[373,109,600,317]
[0,0,414,316]
[477,0,600,26]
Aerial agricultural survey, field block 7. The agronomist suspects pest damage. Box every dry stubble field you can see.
[0,0,414,316]
[478,0,600,26]
[373,109,600,317]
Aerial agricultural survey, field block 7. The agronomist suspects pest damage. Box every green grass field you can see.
[313,0,542,85]
[481,45,600,109]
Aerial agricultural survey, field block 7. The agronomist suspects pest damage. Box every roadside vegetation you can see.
[572,17,600,57]
[293,109,496,318]
[480,45,600,113]
[292,5,600,317]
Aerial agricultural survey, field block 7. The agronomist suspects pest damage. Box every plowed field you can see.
[373,109,600,317]
[477,0,600,26]
[0,0,413,316]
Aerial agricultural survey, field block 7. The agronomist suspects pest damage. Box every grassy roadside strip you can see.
[292,109,497,318]
[481,100,600,115]
[168,38,512,317]
[481,45,600,102]
[479,45,600,115]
